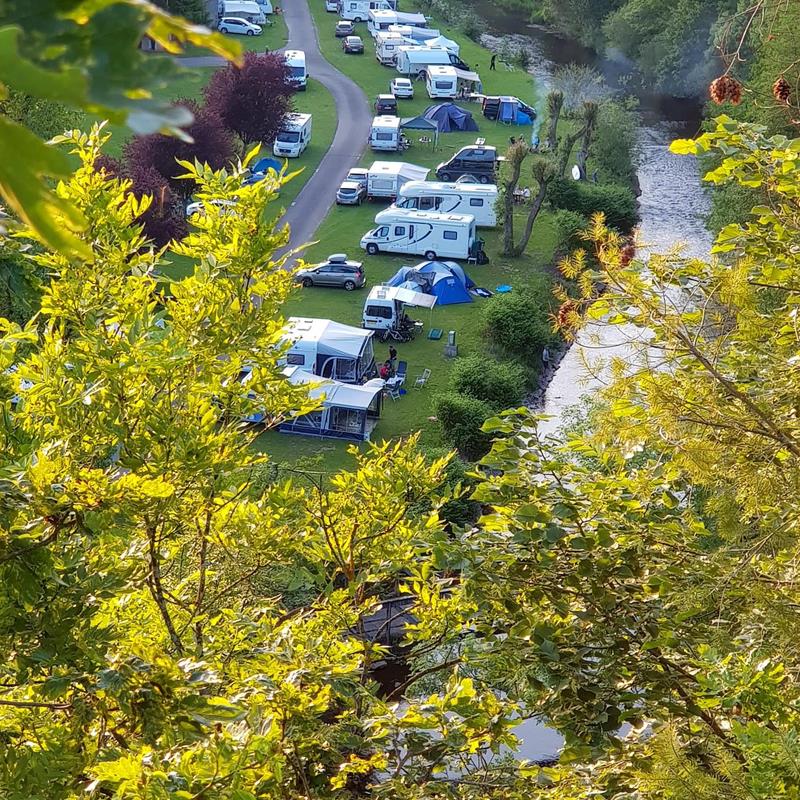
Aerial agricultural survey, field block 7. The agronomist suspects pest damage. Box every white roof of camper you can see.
[372,115,401,129]
[367,284,437,309]
[395,11,427,25]
[285,317,372,358]
[375,208,474,225]
[368,161,430,181]
[283,366,384,411]
[428,64,457,76]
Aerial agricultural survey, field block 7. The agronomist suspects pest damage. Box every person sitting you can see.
[379,361,392,380]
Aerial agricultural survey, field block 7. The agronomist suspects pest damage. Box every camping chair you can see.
[386,383,402,401]
[414,368,431,389]
[396,360,407,385]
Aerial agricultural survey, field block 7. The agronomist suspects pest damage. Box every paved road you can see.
[182,0,371,259]
[280,1,370,256]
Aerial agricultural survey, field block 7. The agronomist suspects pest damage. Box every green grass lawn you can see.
[255,6,563,473]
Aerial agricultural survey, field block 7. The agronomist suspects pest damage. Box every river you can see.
[465,1,715,759]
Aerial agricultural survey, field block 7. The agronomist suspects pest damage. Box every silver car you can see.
[295,254,365,290]
[336,180,366,205]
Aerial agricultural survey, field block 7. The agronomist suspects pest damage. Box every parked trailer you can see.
[273,113,312,158]
[367,9,428,36]
[387,23,441,41]
[369,116,401,151]
[395,45,469,77]
[360,208,485,261]
[220,0,265,23]
[375,31,414,65]
[425,65,458,99]
[393,180,498,226]
[338,0,395,22]
[366,161,429,200]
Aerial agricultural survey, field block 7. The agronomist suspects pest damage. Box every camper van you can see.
[395,46,468,78]
[338,0,395,22]
[220,0,265,23]
[366,161,429,199]
[360,209,485,261]
[369,116,401,151]
[375,32,411,64]
[393,181,498,226]
[284,50,307,90]
[273,113,312,158]
[362,285,436,338]
[425,65,458,98]
[367,9,427,36]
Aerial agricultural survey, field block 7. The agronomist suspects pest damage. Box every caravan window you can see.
[418,197,439,211]
[286,353,305,365]
[394,226,406,236]
[443,230,458,240]
[435,81,453,89]
[375,132,395,141]
[469,198,484,207]
[366,304,392,319]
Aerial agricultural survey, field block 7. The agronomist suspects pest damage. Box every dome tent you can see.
[422,103,479,133]
[423,34,460,55]
[386,260,475,305]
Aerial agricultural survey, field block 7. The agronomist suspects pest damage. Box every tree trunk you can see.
[502,156,524,257]
[146,518,184,654]
[558,128,584,178]
[576,129,593,179]
[513,178,552,256]
[545,98,562,151]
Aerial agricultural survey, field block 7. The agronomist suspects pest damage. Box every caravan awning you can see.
[391,287,437,308]
[285,317,372,359]
[454,68,481,85]
[284,368,383,411]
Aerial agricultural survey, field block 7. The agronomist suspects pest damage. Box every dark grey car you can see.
[295,254,365,290]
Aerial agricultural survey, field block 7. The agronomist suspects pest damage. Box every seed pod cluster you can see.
[709,75,743,105]
[773,76,792,105]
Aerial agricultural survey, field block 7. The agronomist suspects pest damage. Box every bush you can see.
[481,292,554,366]
[433,393,495,462]
[592,99,640,186]
[552,209,589,257]
[451,355,528,410]
[547,178,638,232]
[418,446,481,527]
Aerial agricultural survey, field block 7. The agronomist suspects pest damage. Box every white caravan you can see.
[362,285,436,335]
[375,31,413,65]
[395,46,452,77]
[273,113,312,158]
[338,0,395,22]
[387,23,441,41]
[360,209,483,261]
[425,65,458,98]
[393,181,498,226]
[369,116,401,151]
[220,0,265,23]
[255,0,273,13]
[284,50,307,90]
[366,161,429,200]
[367,9,427,36]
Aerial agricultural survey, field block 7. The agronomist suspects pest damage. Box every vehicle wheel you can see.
[344,280,356,291]
[479,174,490,184]
[220,26,228,32]
[354,15,362,21]
[439,172,451,182]
[424,250,437,261]
[247,29,254,35]
[366,243,379,255]
[302,278,313,287]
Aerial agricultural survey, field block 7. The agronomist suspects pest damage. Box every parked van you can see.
[362,285,436,337]
[395,45,468,78]
[367,161,429,199]
[367,9,427,36]
[284,50,307,90]
[325,0,338,9]
[393,180,498,226]
[220,0,265,23]
[360,209,485,261]
[339,0,395,22]
[436,144,499,183]
[426,65,457,98]
[369,116,401,151]
[273,113,312,158]
[375,32,411,64]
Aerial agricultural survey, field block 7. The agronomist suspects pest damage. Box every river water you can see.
[465,2,714,759]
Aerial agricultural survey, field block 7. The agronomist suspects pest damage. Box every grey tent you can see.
[400,115,440,149]
[423,103,479,133]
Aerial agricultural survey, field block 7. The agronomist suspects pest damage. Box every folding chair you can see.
[414,368,431,388]
[396,360,407,385]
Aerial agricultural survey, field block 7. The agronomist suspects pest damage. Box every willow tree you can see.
[544,89,564,151]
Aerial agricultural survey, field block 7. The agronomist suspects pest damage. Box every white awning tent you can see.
[368,161,430,183]
[424,35,460,55]
[284,367,384,411]
[284,317,371,359]
[366,284,437,310]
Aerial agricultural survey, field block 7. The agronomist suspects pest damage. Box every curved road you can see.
[184,0,371,257]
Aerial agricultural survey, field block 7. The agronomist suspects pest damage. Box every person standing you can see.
[388,345,398,369]
[490,53,497,71]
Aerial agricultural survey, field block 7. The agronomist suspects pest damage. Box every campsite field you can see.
[255,8,570,472]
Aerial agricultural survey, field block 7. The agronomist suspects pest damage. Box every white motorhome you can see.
[366,161,429,200]
[362,285,436,336]
[273,113,312,158]
[375,31,413,64]
[220,0,265,23]
[360,209,484,261]
[425,65,458,98]
[367,9,427,36]
[369,116,401,152]
[338,0,395,22]
[284,50,307,90]
[393,181,498,226]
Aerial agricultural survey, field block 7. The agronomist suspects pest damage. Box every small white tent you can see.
[424,35,460,55]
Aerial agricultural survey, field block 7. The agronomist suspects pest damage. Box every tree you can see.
[0,0,238,259]
[204,52,296,150]
[515,157,556,255]
[575,100,598,179]
[544,89,564,152]
[127,162,187,246]
[500,140,530,256]
[124,99,235,199]
[0,90,82,141]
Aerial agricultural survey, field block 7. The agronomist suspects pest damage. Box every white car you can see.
[390,78,414,99]
[218,16,262,35]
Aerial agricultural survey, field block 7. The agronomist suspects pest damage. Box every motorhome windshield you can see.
[278,130,300,142]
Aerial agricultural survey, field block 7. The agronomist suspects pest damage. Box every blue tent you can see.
[423,103,479,133]
[386,260,475,305]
